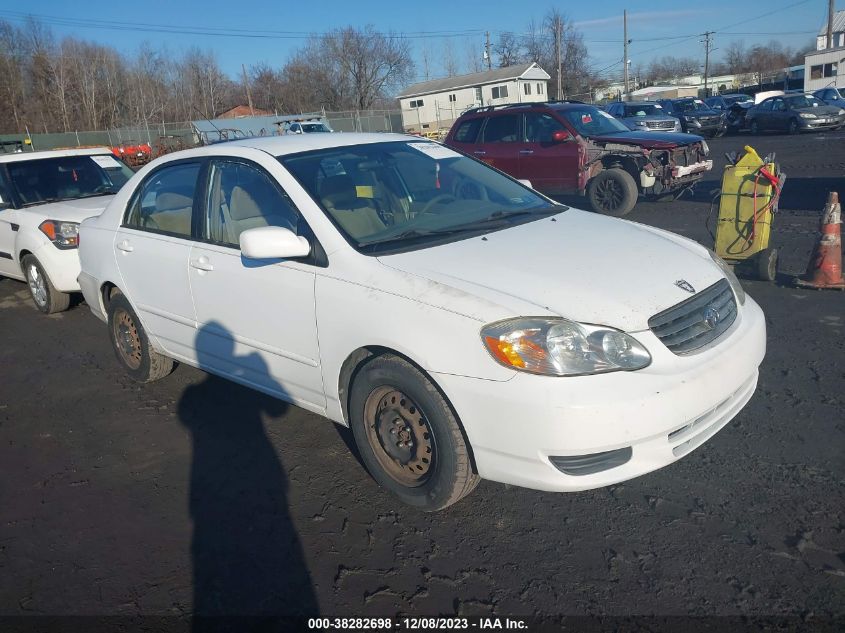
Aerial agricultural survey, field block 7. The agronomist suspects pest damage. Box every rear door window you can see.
[124,162,201,238]
[453,118,482,143]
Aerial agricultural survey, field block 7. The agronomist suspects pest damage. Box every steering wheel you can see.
[452,176,489,202]
[420,194,456,215]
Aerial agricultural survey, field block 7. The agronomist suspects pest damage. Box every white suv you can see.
[78,134,766,510]
[0,148,134,313]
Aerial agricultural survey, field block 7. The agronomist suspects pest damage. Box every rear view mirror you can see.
[240,226,310,260]
[552,130,572,143]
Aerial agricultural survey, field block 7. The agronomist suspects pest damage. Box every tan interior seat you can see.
[148,192,192,234]
[319,175,385,238]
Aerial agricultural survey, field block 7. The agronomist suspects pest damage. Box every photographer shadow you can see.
[178,321,318,627]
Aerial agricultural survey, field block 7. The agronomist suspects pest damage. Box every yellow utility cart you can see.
[713,145,784,281]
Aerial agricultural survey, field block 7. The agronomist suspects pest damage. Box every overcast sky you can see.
[0,0,824,82]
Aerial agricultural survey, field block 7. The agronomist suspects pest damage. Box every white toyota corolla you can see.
[77,134,766,510]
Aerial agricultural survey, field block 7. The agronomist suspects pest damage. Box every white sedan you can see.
[77,133,766,511]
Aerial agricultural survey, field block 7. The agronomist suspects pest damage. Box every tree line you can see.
[0,18,414,135]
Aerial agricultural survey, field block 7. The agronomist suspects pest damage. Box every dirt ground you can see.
[0,132,843,624]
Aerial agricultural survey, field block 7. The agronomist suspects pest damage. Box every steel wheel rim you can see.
[363,386,435,487]
[595,178,624,212]
[26,264,48,307]
[113,308,142,370]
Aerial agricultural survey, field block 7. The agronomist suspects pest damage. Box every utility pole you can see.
[828,0,835,48]
[485,31,492,70]
[556,16,562,100]
[242,64,255,116]
[702,31,715,98]
[623,10,629,100]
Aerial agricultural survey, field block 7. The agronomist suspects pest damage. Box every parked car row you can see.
[0,133,765,511]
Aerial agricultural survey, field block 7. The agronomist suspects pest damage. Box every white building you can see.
[804,47,845,91]
[816,10,845,50]
[397,63,550,133]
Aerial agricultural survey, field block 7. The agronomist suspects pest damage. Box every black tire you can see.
[756,247,778,282]
[586,168,638,216]
[107,291,174,382]
[788,119,800,135]
[349,354,479,511]
[750,120,760,135]
[21,254,70,314]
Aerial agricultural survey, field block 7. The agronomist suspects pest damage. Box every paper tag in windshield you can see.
[581,113,593,123]
[90,155,124,169]
[409,142,461,160]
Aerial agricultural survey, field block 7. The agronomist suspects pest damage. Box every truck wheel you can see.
[107,292,175,382]
[22,255,70,314]
[586,168,638,216]
[756,248,778,282]
[349,354,479,511]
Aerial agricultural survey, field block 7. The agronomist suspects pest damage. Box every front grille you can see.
[648,279,737,354]
[646,120,675,130]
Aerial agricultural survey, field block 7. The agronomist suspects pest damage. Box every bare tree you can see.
[494,32,523,68]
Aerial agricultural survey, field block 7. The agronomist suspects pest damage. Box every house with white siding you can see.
[397,63,551,133]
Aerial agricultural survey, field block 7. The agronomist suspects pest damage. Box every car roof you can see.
[0,146,114,164]
[154,133,415,161]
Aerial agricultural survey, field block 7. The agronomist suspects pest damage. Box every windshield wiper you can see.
[20,197,62,207]
[77,191,116,198]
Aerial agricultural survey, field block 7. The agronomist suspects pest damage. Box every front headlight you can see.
[708,250,746,305]
[634,120,648,127]
[799,112,816,119]
[38,220,79,249]
[481,318,651,377]
[838,109,845,115]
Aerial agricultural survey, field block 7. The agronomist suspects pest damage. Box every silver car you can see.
[605,101,682,132]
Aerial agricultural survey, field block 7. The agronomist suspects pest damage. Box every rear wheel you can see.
[756,248,778,282]
[22,255,70,314]
[349,355,479,511]
[586,168,638,216]
[107,292,174,382]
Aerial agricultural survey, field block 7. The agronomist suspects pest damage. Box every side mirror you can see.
[517,179,533,189]
[552,130,572,143]
[240,226,310,260]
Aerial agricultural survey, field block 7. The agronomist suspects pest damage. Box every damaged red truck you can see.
[445,101,713,216]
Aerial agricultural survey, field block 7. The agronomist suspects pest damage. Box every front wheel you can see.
[788,119,800,135]
[750,120,760,135]
[586,168,638,216]
[21,255,70,314]
[349,355,479,511]
[107,292,175,382]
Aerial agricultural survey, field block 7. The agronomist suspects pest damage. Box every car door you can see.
[188,158,325,410]
[114,160,202,359]
[0,167,20,278]
[518,111,579,194]
[753,100,773,129]
[474,113,521,177]
[770,98,789,130]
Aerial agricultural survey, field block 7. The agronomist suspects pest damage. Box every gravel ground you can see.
[0,132,843,625]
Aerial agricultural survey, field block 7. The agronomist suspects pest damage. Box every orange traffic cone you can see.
[796,191,845,290]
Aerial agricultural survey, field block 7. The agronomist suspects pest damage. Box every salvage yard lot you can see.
[0,132,843,618]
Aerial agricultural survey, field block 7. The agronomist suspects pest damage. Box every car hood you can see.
[588,130,701,148]
[623,115,678,122]
[21,195,115,223]
[683,109,722,118]
[378,208,723,332]
[796,105,842,115]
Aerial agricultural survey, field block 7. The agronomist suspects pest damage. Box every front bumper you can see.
[799,116,844,130]
[30,242,83,293]
[433,295,766,492]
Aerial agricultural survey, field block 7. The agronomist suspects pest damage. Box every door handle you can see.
[519,149,534,155]
[116,240,134,253]
[190,257,214,272]
[473,150,486,156]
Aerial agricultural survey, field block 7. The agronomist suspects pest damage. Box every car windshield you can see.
[786,95,822,109]
[6,154,134,207]
[559,107,630,136]
[674,100,709,113]
[624,104,662,117]
[281,140,562,254]
[302,123,331,133]
[724,95,752,105]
